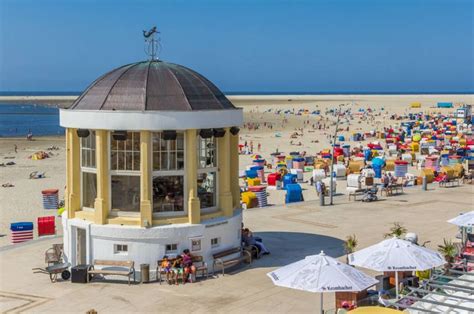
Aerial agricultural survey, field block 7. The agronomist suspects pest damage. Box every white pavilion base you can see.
[61,210,243,277]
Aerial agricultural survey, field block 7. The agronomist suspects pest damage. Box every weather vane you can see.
[143,26,160,60]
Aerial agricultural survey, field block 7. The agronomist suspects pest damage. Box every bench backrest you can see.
[157,258,177,267]
[93,259,134,268]
[191,255,203,263]
[212,247,241,259]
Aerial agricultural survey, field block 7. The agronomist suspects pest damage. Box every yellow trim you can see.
[201,210,225,221]
[140,131,152,227]
[67,128,81,218]
[229,133,240,208]
[152,216,189,226]
[94,130,109,224]
[186,129,201,224]
[75,210,95,221]
[217,129,233,217]
[107,216,141,226]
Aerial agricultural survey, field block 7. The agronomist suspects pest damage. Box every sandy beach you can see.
[0,94,472,247]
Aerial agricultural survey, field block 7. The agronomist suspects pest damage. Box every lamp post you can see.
[329,104,343,205]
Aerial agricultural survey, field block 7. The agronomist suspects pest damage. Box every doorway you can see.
[76,228,87,265]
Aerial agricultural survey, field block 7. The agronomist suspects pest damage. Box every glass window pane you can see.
[111,175,140,212]
[91,150,96,168]
[118,152,125,170]
[177,134,184,150]
[197,172,216,209]
[133,132,140,151]
[82,172,97,208]
[177,151,184,170]
[160,152,168,170]
[133,152,140,171]
[126,152,133,170]
[169,152,176,170]
[153,176,184,213]
[169,139,176,151]
[153,152,161,170]
[126,133,133,151]
[111,151,117,170]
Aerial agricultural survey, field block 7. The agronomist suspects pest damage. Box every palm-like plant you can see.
[438,239,457,273]
[384,222,407,239]
[343,234,358,264]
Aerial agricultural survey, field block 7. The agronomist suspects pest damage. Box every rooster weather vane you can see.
[143,26,160,60]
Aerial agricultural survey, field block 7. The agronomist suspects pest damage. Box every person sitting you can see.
[382,172,390,188]
[160,255,173,284]
[182,249,196,283]
[171,255,184,285]
[242,228,270,257]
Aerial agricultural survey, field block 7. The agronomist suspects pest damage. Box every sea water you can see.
[0,104,64,137]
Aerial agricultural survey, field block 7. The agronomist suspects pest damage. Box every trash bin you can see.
[71,264,91,283]
[140,263,150,283]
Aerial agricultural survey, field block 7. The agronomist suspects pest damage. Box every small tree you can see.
[438,239,457,273]
[384,222,407,239]
[343,234,358,264]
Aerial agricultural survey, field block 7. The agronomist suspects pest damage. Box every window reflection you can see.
[153,176,184,213]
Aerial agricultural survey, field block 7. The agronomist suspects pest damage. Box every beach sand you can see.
[0,94,472,247]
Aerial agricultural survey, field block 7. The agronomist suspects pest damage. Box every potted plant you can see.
[438,239,457,273]
[384,222,407,239]
[343,234,358,264]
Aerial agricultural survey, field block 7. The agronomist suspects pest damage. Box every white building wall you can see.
[64,210,242,277]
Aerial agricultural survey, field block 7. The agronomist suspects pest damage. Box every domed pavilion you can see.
[60,60,243,268]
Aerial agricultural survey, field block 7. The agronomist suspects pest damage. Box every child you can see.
[182,249,196,283]
[172,255,184,285]
[161,255,173,284]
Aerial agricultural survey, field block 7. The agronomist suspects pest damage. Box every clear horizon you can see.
[1,0,473,93]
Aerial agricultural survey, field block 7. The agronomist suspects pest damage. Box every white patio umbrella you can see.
[349,237,445,299]
[267,251,378,313]
[448,210,474,227]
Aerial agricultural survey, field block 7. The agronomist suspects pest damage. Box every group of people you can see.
[160,249,196,285]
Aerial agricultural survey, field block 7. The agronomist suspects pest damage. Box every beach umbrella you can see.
[251,154,263,160]
[448,211,474,227]
[349,237,445,299]
[267,251,378,314]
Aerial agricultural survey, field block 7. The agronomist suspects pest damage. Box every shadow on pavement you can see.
[250,231,345,268]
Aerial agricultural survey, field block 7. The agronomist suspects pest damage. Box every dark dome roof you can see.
[70,60,236,111]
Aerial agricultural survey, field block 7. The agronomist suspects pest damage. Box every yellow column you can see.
[186,130,200,224]
[64,128,70,214]
[140,131,152,227]
[94,130,110,224]
[67,128,81,218]
[218,129,233,217]
[230,132,240,209]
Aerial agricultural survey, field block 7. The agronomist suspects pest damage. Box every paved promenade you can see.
[0,184,472,313]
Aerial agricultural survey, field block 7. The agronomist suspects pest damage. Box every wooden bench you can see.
[88,259,135,285]
[192,255,209,279]
[156,256,208,284]
[439,178,460,188]
[348,188,367,201]
[381,184,403,196]
[156,257,176,284]
[45,243,63,265]
[212,247,252,276]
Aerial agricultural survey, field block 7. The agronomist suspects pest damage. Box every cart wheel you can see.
[61,270,71,280]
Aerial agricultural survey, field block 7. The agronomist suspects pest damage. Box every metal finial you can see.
[143,26,160,60]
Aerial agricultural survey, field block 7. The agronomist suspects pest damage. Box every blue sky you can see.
[0,0,473,93]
